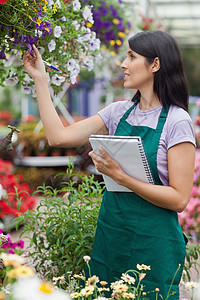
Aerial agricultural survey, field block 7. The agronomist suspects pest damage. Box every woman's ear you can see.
[151,57,160,73]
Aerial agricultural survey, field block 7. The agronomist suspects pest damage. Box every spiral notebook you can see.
[89,135,154,192]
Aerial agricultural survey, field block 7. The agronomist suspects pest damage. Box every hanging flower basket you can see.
[0,0,101,95]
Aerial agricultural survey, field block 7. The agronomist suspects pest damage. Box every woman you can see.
[23,30,195,299]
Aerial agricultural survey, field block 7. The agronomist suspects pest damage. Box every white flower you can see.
[0,184,7,199]
[185,281,199,289]
[73,0,81,11]
[89,39,100,51]
[55,0,61,8]
[54,26,62,38]
[4,54,14,67]
[83,256,91,263]
[4,72,19,86]
[121,273,135,285]
[48,40,56,52]
[12,276,71,300]
[82,6,94,24]
[67,58,78,71]
[95,53,102,62]
[82,57,94,71]
[72,20,80,31]
[0,253,26,267]
[22,85,32,94]
[52,74,65,86]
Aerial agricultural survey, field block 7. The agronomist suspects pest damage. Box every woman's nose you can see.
[120,58,127,69]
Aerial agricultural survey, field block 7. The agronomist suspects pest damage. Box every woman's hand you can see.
[89,147,123,183]
[23,45,46,80]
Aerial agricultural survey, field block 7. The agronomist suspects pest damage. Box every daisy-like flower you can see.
[100,281,108,286]
[98,287,110,292]
[185,281,199,289]
[7,266,34,279]
[52,275,66,285]
[73,274,85,281]
[86,275,99,286]
[111,280,124,290]
[121,273,135,285]
[48,39,56,52]
[122,292,135,299]
[113,283,128,293]
[54,25,62,38]
[80,285,94,297]
[136,264,151,271]
[70,292,81,298]
[72,0,81,11]
[0,253,26,267]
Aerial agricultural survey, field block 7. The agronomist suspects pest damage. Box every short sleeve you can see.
[167,119,196,150]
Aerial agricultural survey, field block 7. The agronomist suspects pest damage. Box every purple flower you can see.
[117,23,124,31]
[109,5,118,17]
[105,30,116,42]
[93,11,100,19]
[0,48,6,60]
[101,1,106,5]
[118,0,123,3]
[103,21,112,29]
[0,229,4,234]
[99,7,108,15]
[95,19,104,29]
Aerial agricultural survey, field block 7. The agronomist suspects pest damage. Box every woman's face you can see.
[121,47,154,90]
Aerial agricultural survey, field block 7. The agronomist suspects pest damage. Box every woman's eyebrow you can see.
[128,50,133,55]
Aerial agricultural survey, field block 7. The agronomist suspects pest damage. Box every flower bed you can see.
[0,159,36,223]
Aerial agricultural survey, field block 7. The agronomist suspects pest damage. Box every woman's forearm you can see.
[115,171,188,213]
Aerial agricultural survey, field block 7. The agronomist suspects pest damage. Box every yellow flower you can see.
[121,273,135,285]
[71,292,81,298]
[23,1,28,7]
[122,292,135,299]
[43,6,47,12]
[116,40,122,46]
[110,51,116,56]
[125,29,130,34]
[98,287,110,292]
[80,285,94,297]
[113,18,120,25]
[113,283,128,293]
[109,40,115,46]
[116,61,121,66]
[73,274,85,281]
[86,22,92,28]
[137,264,151,271]
[43,0,48,4]
[100,281,108,286]
[53,4,57,13]
[118,32,125,38]
[101,45,106,50]
[7,266,34,279]
[155,288,160,292]
[86,275,99,286]
[39,282,53,294]
[36,17,42,26]
[45,27,50,32]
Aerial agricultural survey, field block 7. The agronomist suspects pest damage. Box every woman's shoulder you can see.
[167,105,193,124]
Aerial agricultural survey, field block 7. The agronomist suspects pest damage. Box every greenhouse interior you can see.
[0,0,200,299]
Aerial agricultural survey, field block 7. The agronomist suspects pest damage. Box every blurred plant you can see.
[0,159,36,220]
[137,14,164,31]
[0,0,101,95]
[16,163,105,286]
[81,0,131,55]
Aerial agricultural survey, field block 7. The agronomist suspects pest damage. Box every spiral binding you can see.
[138,142,154,184]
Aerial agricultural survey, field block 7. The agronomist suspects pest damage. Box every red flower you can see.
[0,0,8,4]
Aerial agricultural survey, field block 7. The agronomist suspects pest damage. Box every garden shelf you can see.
[14,155,83,167]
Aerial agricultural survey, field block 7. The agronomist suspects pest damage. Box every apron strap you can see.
[120,102,137,121]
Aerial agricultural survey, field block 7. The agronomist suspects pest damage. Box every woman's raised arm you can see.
[23,45,108,148]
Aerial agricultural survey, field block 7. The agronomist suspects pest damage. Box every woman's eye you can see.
[130,54,135,59]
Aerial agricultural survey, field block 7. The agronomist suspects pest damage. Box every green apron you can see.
[89,102,186,299]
